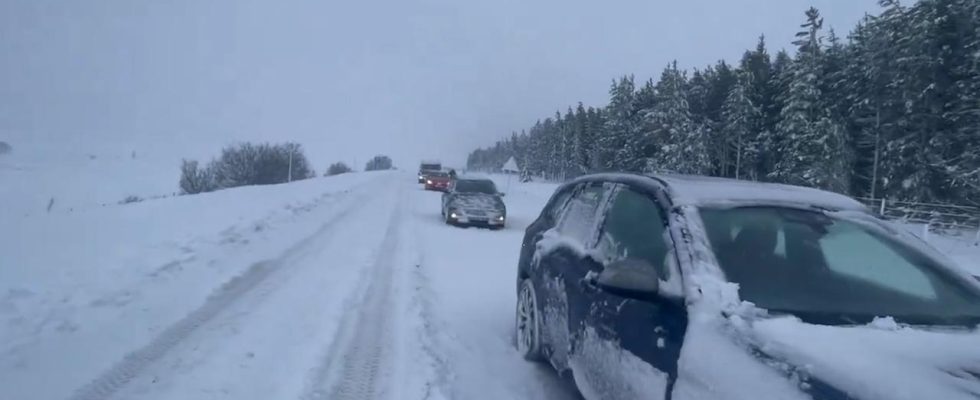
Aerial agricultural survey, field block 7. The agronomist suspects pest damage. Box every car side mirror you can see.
[499,192,506,197]
[595,258,660,301]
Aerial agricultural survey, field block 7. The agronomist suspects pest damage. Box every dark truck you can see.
[418,161,442,183]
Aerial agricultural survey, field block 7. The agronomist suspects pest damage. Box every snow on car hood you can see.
[673,313,813,400]
[448,193,504,213]
[675,312,980,400]
[741,316,980,400]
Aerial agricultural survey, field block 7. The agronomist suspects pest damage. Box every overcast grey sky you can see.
[1,0,878,168]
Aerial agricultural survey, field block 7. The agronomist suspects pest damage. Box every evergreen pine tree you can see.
[771,7,852,192]
[601,76,639,171]
[645,62,711,174]
[721,71,763,180]
[572,103,591,176]
[739,36,775,179]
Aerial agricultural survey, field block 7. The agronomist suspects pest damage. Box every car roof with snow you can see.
[572,173,868,211]
[457,174,491,180]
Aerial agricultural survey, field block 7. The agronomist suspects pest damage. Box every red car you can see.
[424,171,452,191]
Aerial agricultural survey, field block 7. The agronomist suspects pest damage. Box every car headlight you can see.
[427,180,433,184]
[496,215,505,221]
[450,211,459,218]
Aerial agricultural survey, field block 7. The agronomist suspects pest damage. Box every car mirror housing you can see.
[595,258,660,301]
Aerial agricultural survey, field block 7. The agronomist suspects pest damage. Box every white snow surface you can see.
[0,135,197,219]
[0,166,579,400]
[905,224,980,277]
[657,174,867,211]
[746,316,980,400]
[673,314,811,400]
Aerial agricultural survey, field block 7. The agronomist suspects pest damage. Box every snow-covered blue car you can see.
[515,173,980,400]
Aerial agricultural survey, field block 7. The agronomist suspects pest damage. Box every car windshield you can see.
[455,180,497,194]
[698,206,980,326]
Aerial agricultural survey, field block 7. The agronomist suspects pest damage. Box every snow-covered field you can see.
[913,227,980,277]
[4,141,980,400]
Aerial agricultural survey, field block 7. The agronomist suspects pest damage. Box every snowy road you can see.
[407,181,582,400]
[2,171,579,400]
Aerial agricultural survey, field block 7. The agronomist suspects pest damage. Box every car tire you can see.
[516,278,544,362]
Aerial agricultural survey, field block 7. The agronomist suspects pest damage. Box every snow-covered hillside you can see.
[0,135,194,220]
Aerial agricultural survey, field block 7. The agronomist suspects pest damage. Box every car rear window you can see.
[455,180,497,194]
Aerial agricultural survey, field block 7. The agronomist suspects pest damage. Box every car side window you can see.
[555,182,606,246]
[596,185,671,279]
[545,185,576,221]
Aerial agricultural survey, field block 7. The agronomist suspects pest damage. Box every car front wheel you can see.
[516,278,544,361]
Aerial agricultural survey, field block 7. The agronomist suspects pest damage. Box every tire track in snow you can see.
[302,187,405,400]
[404,188,453,400]
[66,185,380,400]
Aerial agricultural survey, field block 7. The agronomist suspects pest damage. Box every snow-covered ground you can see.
[4,140,980,400]
[912,226,980,276]
[1,157,580,400]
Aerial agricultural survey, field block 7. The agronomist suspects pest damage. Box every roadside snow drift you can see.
[1,172,390,400]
